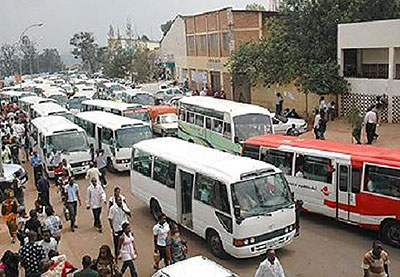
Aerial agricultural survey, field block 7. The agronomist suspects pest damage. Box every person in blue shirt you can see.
[30,151,43,187]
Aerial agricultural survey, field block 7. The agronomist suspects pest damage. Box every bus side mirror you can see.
[234,205,241,218]
[234,136,239,144]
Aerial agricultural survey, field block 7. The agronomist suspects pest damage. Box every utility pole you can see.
[18,22,44,76]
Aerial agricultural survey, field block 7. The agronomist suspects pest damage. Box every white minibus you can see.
[41,89,68,107]
[81,99,151,125]
[122,90,155,106]
[131,138,296,259]
[19,96,57,119]
[31,102,74,122]
[75,111,153,172]
[0,91,36,104]
[30,116,91,177]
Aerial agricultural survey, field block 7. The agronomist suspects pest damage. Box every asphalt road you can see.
[1,168,399,277]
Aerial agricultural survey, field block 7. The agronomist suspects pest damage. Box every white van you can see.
[152,256,238,277]
[19,96,57,119]
[30,116,91,177]
[74,111,153,172]
[31,102,74,122]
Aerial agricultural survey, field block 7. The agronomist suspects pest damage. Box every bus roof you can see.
[82,99,141,110]
[179,96,271,117]
[245,135,400,167]
[19,96,57,105]
[134,137,280,184]
[31,116,83,136]
[1,91,35,97]
[32,102,71,115]
[76,111,145,130]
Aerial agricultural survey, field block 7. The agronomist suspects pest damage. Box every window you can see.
[199,35,207,51]
[133,149,152,177]
[187,36,195,52]
[223,122,231,138]
[111,109,122,116]
[179,109,186,121]
[208,33,219,51]
[195,174,230,213]
[153,157,176,188]
[362,64,388,79]
[299,155,333,183]
[222,32,230,51]
[86,122,95,138]
[242,145,260,160]
[102,128,113,144]
[352,167,361,193]
[364,165,400,198]
[212,119,223,134]
[261,149,293,175]
[205,118,212,130]
[339,165,349,192]
[187,112,195,124]
[195,114,204,127]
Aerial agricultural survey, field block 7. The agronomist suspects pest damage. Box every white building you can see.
[338,19,400,123]
[160,15,187,82]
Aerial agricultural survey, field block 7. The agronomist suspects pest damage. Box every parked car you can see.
[152,256,238,277]
[271,113,308,134]
[155,87,185,102]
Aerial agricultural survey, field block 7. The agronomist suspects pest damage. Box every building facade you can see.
[338,19,400,123]
[183,8,276,100]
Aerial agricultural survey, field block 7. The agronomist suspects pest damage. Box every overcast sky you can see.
[0,0,269,55]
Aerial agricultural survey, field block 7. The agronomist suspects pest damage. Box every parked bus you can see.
[81,99,151,124]
[75,111,153,172]
[177,96,274,155]
[41,89,68,107]
[0,91,36,104]
[131,138,296,258]
[30,116,91,177]
[19,96,57,119]
[242,135,400,246]
[122,90,155,106]
[31,102,74,122]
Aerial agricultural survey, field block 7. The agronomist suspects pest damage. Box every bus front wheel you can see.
[207,230,226,259]
[150,199,162,221]
[382,220,400,247]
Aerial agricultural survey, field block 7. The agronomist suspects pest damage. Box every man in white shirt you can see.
[255,249,285,277]
[108,196,131,257]
[85,162,102,185]
[64,176,81,232]
[364,106,378,145]
[38,229,58,258]
[86,177,106,233]
[153,213,170,269]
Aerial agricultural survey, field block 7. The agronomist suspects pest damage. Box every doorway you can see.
[179,170,194,228]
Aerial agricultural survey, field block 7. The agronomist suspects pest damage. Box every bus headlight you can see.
[250,237,256,244]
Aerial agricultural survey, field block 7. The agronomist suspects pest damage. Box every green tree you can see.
[38,48,63,73]
[103,47,133,79]
[70,32,99,74]
[131,45,157,83]
[0,43,19,78]
[229,0,400,96]
[245,3,266,11]
[160,20,173,36]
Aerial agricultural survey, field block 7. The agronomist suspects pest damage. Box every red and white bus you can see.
[242,135,400,246]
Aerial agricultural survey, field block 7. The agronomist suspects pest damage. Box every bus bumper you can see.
[71,165,90,176]
[227,230,296,259]
[114,162,131,172]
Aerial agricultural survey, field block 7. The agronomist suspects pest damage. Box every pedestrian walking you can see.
[16,207,28,246]
[73,255,99,277]
[352,112,363,144]
[96,150,108,188]
[275,93,283,115]
[362,240,390,277]
[0,250,19,277]
[12,178,25,207]
[1,189,18,244]
[37,173,51,207]
[19,231,46,277]
[92,245,120,277]
[61,159,73,177]
[108,187,126,209]
[38,229,58,258]
[255,249,285,277]
[64,176,81,232]
[30,151,43,187]
[24,210,42,240]
[1,144,11,164]
[9,136,20,164]
[86,177,106,233]
[153,213,170,269]
[117,222,138,277]
[166,229,187,264]
[86,162,102,185]
[43,206,62,243]
[364,106,378,145]
[108,196,131,257]
[286,124,300,137]
[328,101,336,121]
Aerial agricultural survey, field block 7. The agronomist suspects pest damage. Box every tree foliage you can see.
[38,48,63,73]
[70,32,99,74]
[229,0,400,95]
[131,45,157,83]
[160,20,173,36]
[245,3,266,11]
[0,43,19,78]
[103,47,133,79]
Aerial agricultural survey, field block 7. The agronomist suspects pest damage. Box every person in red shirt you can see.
[46,250,77,277]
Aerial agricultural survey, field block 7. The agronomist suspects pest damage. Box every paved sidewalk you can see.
[300,119,400,149]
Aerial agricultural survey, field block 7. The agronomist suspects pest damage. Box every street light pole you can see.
[18,22,44,76]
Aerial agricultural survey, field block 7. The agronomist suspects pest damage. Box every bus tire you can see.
[188,139,194,143]
[381,220,400,247]
[206,229,226,259]
[150,199,162,221]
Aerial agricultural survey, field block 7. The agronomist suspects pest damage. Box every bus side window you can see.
[214,183,230,214]
[153,157,176,189]
[364,165,400,197]
[205,118,212,130]
[261,148,293,176]
[194,174,215,206]
[187,112,195,124]
[179,109,186,121]
[352,167,361,193]
[223,123,231,138]
[195,114,204,127]
[212,119,223,134]
[133,149,152,177]
[102,128,113,144]
[302,155,333,184]
[87,122,95,138]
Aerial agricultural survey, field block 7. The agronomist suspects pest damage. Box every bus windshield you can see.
[233,114,272,142]
[50,95,68,106]
[130,94,155,106]
[116,126,153,148]
[231,173,293,218]
[46,131,89,153]
[160,114,177,124]
[68,97,88,110]
[124,111,151,123]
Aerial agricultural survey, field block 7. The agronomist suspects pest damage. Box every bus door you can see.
[96,126,102,150]
[336,163,351,221]
[177,168,194,228]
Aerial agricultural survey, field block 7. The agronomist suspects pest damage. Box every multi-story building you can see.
[338,19,400,123]
[183,7,276,100]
